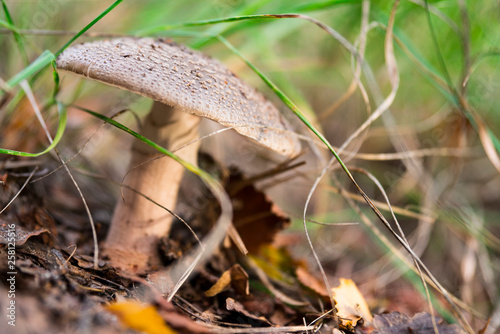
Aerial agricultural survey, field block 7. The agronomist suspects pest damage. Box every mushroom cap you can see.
[56,37,300,156]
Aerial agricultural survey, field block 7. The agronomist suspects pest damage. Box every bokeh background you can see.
[1,1,499,332]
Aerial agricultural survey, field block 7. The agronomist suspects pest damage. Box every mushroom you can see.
[56,37,300,273]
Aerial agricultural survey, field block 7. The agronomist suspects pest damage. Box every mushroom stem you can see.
[104,102,200,272]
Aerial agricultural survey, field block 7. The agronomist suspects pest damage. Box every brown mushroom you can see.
[56,37,300,273]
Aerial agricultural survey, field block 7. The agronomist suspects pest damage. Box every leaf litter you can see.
[0,154,467,333]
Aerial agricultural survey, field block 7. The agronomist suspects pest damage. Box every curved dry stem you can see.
[319,0,371,121]
[31,109,133,184]
[19,80,100,268]
[0,167,37,215]
[302,0,374,310]
[331,172,484,320]
[159,174,232,301]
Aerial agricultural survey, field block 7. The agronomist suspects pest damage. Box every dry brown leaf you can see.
[331,278,373,330]
[229,263,250,296]
[204,269,231,297]
[227,168,290,254]
[226,297,272,327]
[0,222,50,246]
[204,264,249,297]
[296,266,329,297]
[1,97,47,153]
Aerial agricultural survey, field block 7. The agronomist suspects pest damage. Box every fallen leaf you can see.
[1,97,47,153]
[372,311,466,334]
[250,245,297,285]
[106,301,177,334]
[229,263,250,296]
[204,268,232,297]
[247,256,310,307]
[331,278,373,330]
[226,168,291,254]
[73,254,106,268]
[196,156,296,255]
[226,297,272,327]
[296,266,329,298]
[0,222,50,246]
[205,264,249,297]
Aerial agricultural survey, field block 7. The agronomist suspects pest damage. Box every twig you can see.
[19,80,100,270]
[0,167,37,215]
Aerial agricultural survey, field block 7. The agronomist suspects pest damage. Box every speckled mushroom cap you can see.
[56,37,300,156]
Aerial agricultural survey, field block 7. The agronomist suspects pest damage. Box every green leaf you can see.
[0,101,67,157]
[55,0,125,57]
[1,0,28,64]
[5,50,55,89]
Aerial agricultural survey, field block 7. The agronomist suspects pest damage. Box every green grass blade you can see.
[290,0,361,12]
[134,1,275,48]
[136,14,279,36]
[216,36,349,173]
[3,0,123,91]
[55,0,124,56]
[189,0,274,49]
[1,0,28,64]
[75,106,233,296]
[5,50,55,89]
[76,107,208,178]
[374,15,500,158]
[216,34,477,330]
[0,17,16,31]
[0,101,67,157]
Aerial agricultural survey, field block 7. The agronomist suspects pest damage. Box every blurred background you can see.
[1,1,499,332]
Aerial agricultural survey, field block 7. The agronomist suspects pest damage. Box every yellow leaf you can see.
[106,301,176,334]
[205,264,250,297]
[331,278,372,330]
[205,269,232,297]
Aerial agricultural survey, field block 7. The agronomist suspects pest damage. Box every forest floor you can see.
[0,155,471,334]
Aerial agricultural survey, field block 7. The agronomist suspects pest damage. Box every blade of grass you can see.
[55,0,124,57]
[373,17,500,171]
[127,12,478,327]
[0,17,17,31]
[423,0,458,99]
[0,100,66,157]
[156,15,470,325]
[457,0,471,96]
[0,167,37,215]
[422,1,500,172]
[136,14,283,36]
[20,79,101,269]
[5,50,55,89]
[1,0,28,64]
[3,0,125,153]
[3,0,125,105]
[74,108,212,186]
[221,11,472,332]
[189,0,274,49]
[142,14,359,55]
[291,0,362,12]
[75,107,232,299]
[408,0,460,35]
